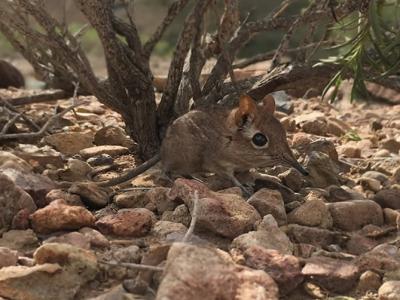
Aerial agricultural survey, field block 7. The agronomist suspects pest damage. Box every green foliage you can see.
[321,0,400,102]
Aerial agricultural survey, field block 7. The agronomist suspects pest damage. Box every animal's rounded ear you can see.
[262,95,276,114]
[234,94,257,127]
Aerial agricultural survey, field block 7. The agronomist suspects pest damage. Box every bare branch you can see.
[144,0,190,56]
[182,191,199,243]
[0,98,42,132]
[99,260,164,272]
[4,90,70,106]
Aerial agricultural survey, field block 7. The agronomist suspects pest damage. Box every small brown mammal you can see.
[99,94,307,189]
[0,60,25,89]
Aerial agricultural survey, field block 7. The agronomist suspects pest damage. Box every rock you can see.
[287,198,333,228]
[356,270,381,294]
[58,159,93,182]
[0,168,56,207]
[44,232,91,249]
[0,247,18,267]
[327,118,348,136]
[301,256,359,293]
[293,136,339,161]
[374,149,391,157]
[145,187,176,214]
[169,179,261,238]
[345,234,378,255]
[94,126,134,149]
[380,138,400,153]
[302,119,328,136]
[156,243,279,300]
[371,119,383,131]
[0,264,67,300]
[152,221,187,238]
[0,151,32,171]
[278,169,303,192]
[327,200,383,231]
[232,215,293,254]
[338,144,362,158]
[355,246,400,273]
[374,189,400,209]
[326,185,354,202]
[10,208,30,230]
[359,177,381,192]
[79,227,110,248]
[362,171,389,183]
[112,245,141,264]
[280,116,296,132]
[383,208,400,226]
[89,285,135,300]
[378,281,400,300]
[95,208,156,237]
[243,246,303,294]
[69,182,109,208]
[286,224,337,248]
[79,145,129,159]
[304,151,341,188]
[44,132,94,155]
[114,189,149,209]
[0,174,36,231]
[45,189,83,206]
[30,200,95,234]
[247,189,287,225]
[161,204,191,227]
[0,229,38,252]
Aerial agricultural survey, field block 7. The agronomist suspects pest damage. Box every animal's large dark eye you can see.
[252,133,268,148]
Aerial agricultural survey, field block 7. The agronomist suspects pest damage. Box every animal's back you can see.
[0,60,25,89]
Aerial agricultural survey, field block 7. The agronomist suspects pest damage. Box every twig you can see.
[1,113,21,134]
[182,190,199,243]
[143,0,190,56]
[4,90,70,107]
[0,101,87,141]
[99,260,164,272]
[0,98,42,132]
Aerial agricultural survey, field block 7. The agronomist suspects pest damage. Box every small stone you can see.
[0,151,32,171]
[114,189,149,209]
[44,232,91,249]
[363,171,389,183]
[327,200,383,231]
[79,145,129,159]
[232,215,293,254]
[280,116,296,132]
[383,208,400,226]
[69,182,109,208]
[356,270,381,293]
[94,126,134,149]
[327,118,347,136]
[302,119,328,136]
[338,144,362,158]
[345,234,378,255]
[0,247,18,267]
[374,149,391,157]
[301,256,359,293]
[45,189,83,206]
[95,208,156,237]
[30,200,95,234]
[359,177,381,192]
[287,199,333,228]
[152,221,187,238]
[286,224,337,248]
[374,189,400,209]
[326,185,353,202]
[304,151,341,188]
[247,189,287,225]
[0,174,36,231]
[380,138,400,153]
[243,246,303,294]
[0,229,38,252]
[278,169,303,192]
[79,227,110,248]
[161,204,191,227]
[145,187,176,214]
[378,281,400,300]
[44,132,94,155]
[112,245,141,264]
[169,179,261,238]
[157,243,279,300]
[11,208,30,230]
[86,154,114,166]
[371,119,383,131]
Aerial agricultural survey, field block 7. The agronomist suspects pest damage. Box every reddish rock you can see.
[302,256,359,293]
[30,200,95,234]
[169,179,261,238]
[327,200,383,231]
[79,145,129,159]
[95,208,156,237]
[45,189,83,206]
[145,187,176,214]
[0,174,37,231]
[44,232,91,249]
[68,182,109,208]
[79,227,110,248]
[94,126,134,148]
[11,208,30,230]
[44,132,94,155]
[287,199,333,228]
[286,224,338,248]
[247,189,287,225]
[156,243,279,300]
[244,246,303,294]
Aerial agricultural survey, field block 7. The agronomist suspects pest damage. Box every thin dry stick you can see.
[0,101,86,140]
[182,190,199,243]
[0,113,21,134]
[0,98,42,131]
[99,260,164,272]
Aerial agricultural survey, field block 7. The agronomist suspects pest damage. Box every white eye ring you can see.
[251,133,269,149]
